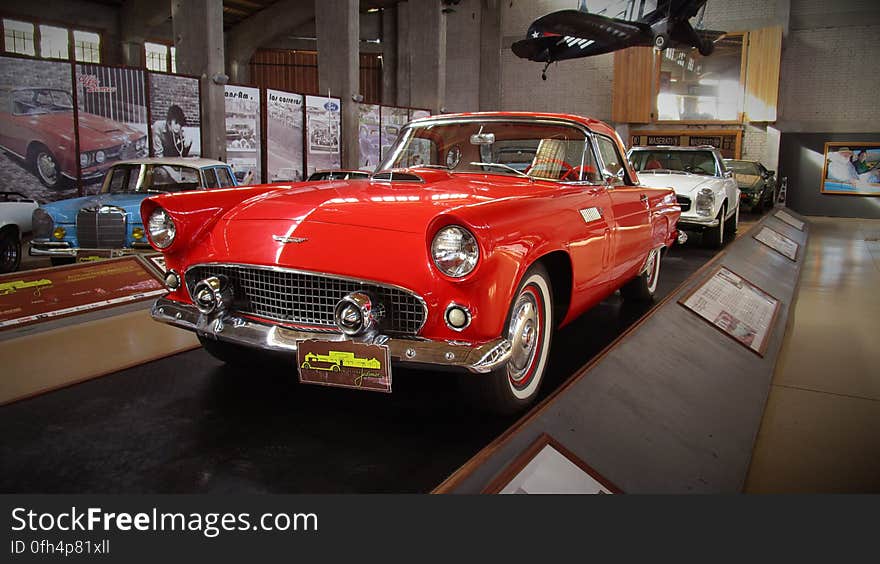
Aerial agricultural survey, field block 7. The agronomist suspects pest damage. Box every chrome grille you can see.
[185,264,426,335]
[676,195,691,212]
[76,207,126,248]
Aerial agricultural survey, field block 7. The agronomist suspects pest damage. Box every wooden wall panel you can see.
[612,46,655,124]
[744,26,783,123]
[249,49,383,104]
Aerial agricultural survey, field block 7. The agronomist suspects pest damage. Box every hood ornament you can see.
[273,235,308,244]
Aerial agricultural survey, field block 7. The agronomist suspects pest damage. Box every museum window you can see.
[145,41,176,74]
[72,30,100,63]
[1,18,102,63]
[39,25,69,60]
[3,19,36,57]
[656,34,745,123]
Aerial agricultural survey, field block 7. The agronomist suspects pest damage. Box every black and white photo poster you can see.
[305,95,341,176]
[266,89,304,182]
[358,104,380,171]
[0,56,78,201]
[75,64,149,194]
[225,85,261,184]
[149,72,201,158]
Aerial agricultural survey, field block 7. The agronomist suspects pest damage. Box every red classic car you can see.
[0,87,147,188]
[142,112,681,412]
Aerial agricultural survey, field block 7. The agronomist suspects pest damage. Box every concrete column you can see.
[408,0,446,113]
[172,0,226,161]
[396,2,411,107]
[479,0,502,111]
[381,7,397,105]
[316,0,359,170]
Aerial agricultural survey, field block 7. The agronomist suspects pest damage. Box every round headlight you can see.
[95,150,106,163]
[32,209,54,238]
[80,153,91,167]
[431,225,479,278]
[147,208,176,249]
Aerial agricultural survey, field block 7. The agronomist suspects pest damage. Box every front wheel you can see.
[703,204,726,249]
[466,264,554,414]
[0,230,21,273]
[620,247,661,302]
[31,147,62,189]
[724,203,739,242]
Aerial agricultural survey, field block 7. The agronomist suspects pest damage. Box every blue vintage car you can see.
[30,158,238,264]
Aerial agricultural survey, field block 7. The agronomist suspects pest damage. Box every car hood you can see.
[42,193,150,224]
[223,171,544,233]
[77,113,143,145]
[636,172,717,195]
[734,173,762,190]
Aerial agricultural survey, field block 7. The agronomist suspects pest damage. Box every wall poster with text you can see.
[224,84,261,184]
[76,64,149,194]
[305,95,341,177]
[380,106,408,161]
[148,72,201,158]
[266,89,304,182]
[357,104,380,171]
[0,56,78,201]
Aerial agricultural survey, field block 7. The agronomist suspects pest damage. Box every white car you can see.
[628,146,740,248]
[0,191,39,273]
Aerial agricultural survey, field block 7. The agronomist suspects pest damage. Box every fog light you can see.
[192,276,232,315]
[164,271,180,290]
[445,304,471,331]
[52,226,66,240]
[334,292,383,336]
[132,227,144,240]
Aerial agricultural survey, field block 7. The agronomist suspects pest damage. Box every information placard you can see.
[774,210,805,231]
[754,226,799,261]
[484,434,621,494]
[0,257,166,330]
[679,267,780,356]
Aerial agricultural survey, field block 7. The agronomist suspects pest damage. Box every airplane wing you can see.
[512,36,621,62]
[534,9,651,46]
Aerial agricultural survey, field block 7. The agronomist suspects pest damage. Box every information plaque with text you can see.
[774,210,805,231]
[679,267,781,356]
[754,226,799,261]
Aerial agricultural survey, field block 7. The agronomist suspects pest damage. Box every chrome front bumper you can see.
[677,213,720,230]
[151,298,512,375]
[29,240,152,257]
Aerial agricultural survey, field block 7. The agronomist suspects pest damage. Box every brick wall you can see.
[0,57,72,91]
[741,124,768,162]
[148,73,201,127]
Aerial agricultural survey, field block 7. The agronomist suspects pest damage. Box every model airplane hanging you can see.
[512,0,726,80]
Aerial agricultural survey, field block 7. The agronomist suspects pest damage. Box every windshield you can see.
[377,119,600,182]
[12,89,74,115]
[725,161,760,175]
[630,150,718,176]
[101,164,201,194]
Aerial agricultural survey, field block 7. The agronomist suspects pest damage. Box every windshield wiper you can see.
[469,162,532,179]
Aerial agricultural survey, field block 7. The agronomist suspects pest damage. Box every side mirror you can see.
[723,170,733,179]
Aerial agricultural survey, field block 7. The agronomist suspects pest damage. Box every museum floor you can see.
[746,216,880,492]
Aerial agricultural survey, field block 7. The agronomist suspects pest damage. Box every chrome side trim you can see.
[152,298,510,374]
[183,262,429,334]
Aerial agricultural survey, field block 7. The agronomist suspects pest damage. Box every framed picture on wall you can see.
[820,142,880,196]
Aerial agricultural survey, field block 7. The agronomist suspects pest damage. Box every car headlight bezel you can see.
[32,209,54,239]
[147,208,176,249]
[431,225,479,278]
[695,188,715,217]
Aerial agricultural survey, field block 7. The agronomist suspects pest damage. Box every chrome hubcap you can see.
[37,153,57,183]
[508,290,540,386]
